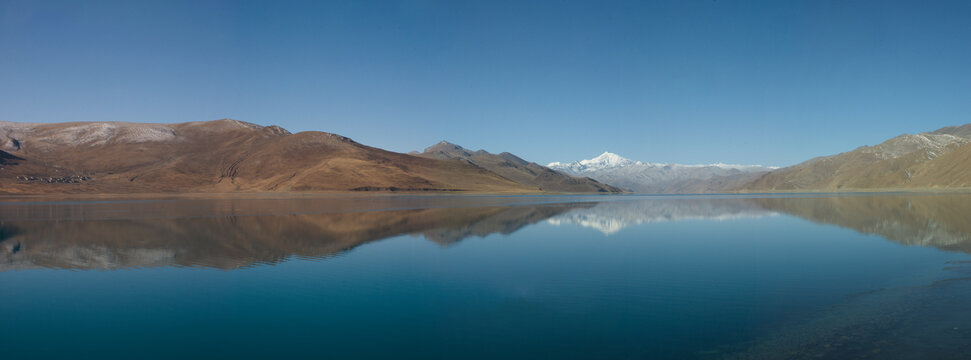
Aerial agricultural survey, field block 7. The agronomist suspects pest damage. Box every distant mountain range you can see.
[549,152,776,193]
[2,119,969,194]
[0,120,623,195]
[415,141,623,193]
[741,124,971,191]
[549,122,971,193]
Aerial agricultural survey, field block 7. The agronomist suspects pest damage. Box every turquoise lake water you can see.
[2,194,970,359]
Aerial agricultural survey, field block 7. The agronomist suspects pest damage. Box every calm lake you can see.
[2,194,971,359]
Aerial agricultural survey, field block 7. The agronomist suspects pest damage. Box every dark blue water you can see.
[2,194,970,359]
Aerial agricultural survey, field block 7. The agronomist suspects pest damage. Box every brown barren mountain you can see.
[417,141,625,193]
[0,119,563,194]
[742,124,971,191]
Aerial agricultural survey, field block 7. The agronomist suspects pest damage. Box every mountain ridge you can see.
[741,123,971,191]
[548,152,776,193]
[416,141,625,193]
[5,119,970,194]
[0,120,582,195]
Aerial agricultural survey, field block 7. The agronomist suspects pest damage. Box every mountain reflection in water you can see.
[3,194,971,270]
[4,194,971,359]
[547,198,777,234]
[549,194,971,253]
[0,198,591,270]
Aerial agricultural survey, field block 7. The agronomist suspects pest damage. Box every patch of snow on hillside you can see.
[35,123,178,146]
[864,133,969,160]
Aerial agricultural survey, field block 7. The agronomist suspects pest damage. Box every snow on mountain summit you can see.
[547,151,643,173]
[549,152,776,174]
[583,152,642,168]
[547,152,778,193]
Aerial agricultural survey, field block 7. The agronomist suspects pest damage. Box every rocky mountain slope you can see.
[548,152,775,193]
[416,141,624,193]
[0,119,554,194]
[742,124,971,191]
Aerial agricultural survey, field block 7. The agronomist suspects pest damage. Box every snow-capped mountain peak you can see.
[547,152,643,173]
[581,151,642,168]
[547,152,778,193]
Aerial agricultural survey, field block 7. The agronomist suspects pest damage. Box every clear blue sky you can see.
[1,0,969,166]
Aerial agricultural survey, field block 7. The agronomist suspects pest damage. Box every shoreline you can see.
[2,187,970,202]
